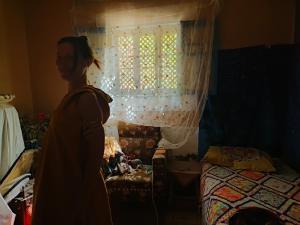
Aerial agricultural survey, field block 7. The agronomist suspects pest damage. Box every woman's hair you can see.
[57,36,100,69]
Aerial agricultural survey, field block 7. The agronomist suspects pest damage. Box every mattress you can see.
[200,160,300,225]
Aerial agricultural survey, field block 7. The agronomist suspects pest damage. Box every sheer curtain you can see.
[72,0,220,149]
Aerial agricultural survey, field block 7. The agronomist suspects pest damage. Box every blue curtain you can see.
[198,44,296,159]
[285,44,300,170]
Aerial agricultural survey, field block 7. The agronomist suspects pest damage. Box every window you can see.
[83,22,200,125]
[111,23,181,94]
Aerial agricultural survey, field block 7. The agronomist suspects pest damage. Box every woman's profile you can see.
[31,36,113,225]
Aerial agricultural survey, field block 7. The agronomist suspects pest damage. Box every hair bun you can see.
[79,35,88,42]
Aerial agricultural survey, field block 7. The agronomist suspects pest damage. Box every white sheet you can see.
[0,104,25,180]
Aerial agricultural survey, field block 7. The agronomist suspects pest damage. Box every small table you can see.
[167,160,202,207]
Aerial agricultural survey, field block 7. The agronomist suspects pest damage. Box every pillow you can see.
[203,146,276,172]
[119,137,157,164]
[118,121,161,139]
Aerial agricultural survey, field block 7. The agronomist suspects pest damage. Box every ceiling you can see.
[72,0,215,27]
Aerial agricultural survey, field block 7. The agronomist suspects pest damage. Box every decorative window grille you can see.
[114,23,180,93]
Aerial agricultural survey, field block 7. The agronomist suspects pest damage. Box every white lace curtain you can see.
[72,0,220,149]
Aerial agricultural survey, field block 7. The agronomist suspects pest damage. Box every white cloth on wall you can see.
[0,104,24,180]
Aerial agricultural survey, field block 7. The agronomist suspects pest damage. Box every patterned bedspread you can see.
[200,161,300,225]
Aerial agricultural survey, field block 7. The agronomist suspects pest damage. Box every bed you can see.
[200,148,300,225]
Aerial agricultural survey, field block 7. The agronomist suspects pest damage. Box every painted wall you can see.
[26,0,73,114]
[0,0,33,114]
[218,0,295,49]
[296,0,300,43]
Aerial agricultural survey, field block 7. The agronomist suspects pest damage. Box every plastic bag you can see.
[0,193,15,225]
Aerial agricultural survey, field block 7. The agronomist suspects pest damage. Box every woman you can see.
[31,36,113,225]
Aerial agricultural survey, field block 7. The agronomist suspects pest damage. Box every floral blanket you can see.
[200,161,300,225]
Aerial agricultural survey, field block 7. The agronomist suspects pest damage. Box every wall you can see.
[0,1,12,93]
[296,0,300,43]
[0,0,33,114]
[218,0,295,49]
[26,0,74,114]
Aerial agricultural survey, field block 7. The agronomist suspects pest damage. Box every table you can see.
[167,160,202,207]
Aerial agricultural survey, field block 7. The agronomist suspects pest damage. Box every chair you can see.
[0,149,37,225]
[103,121,168,205]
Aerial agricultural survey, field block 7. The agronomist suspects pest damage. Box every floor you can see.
[163,198,202,225]
[111,176,202,225]
[111,197,202,225]
[164,209,202,225]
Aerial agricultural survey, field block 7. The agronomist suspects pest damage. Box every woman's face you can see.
[56,42,86,81]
